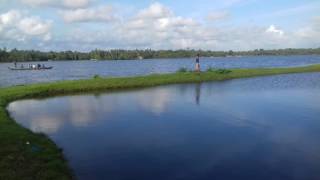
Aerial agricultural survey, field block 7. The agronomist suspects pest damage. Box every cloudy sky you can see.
[0,0,319,51]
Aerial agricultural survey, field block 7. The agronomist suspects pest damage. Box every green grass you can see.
[1,64,320,179]
[177,67,189,73]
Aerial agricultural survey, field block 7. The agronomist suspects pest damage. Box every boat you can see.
[8,66,53,70]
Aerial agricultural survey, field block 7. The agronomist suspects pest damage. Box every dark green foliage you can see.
[1,47,320,62]
[215,69,232,74]
[93,75,101,79]
[206,67,231,74]
[206,67,215,72]
[177,67,189,73]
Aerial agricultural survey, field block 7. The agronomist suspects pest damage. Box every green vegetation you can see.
[0,47,320,62]
[215,69,232,74]
[177,67,189,73]
[206,67,215,72]
[1,64,320,179]
[93,74,101,79]
[206,67,232,74]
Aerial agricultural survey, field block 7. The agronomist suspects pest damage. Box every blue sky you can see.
[0,0,319,51]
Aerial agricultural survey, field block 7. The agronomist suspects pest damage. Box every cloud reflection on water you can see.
[30,116,62,134]
[8,88,175,134]
[6,73,320,180]
[8,95,116,134]
[135,88,172,115]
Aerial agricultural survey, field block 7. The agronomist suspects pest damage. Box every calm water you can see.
[1,55,320,87]
[8,73,320,180]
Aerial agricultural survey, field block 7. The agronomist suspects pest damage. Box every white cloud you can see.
[21,0,91,9]
[0,10,52,42]
[136,2,173,19]
[2,2,320,51]
[61,5,116,23]
[266,25,284,36]
[0,10,21,25]
[63,0,90,9]
[293,16,320,47]
[295,27,314,38]
[112,2,200,49]
[21,0,54,7]
[53,3,308,51]
[18,17,51,35]
[207,11,230,22]
[43,33,52,41]
[313,16,320,31]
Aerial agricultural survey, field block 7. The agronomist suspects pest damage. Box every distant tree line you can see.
[0,47,320,62]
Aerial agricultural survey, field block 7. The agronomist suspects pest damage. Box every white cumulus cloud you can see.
[0,10,21,26]
[18,17,52,36]
[266,25,284,36]
[207,11,230,22]
[293,16,320,47]
[2,2,320,51]
[63,0,90,9]
[113,2,200,49]
[21,0,91,9]
[0,10,52,42]
[136,2,173,19]
[61,5,116,23]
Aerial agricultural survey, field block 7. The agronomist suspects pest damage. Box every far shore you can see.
[1,54,320,63]
[1,48,320,63]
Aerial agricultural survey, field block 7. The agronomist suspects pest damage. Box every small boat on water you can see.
[8,66,53,70]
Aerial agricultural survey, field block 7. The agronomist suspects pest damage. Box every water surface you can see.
[8,73,320,180]
[1,55,320,87]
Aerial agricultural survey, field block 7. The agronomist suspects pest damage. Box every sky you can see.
[0,0,319,51]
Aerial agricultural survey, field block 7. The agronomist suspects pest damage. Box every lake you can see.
[1,55,320,87]
[8,72,320,180]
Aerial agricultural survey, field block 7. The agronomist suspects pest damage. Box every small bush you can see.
[215,69,232,74]
[207,67,215,72]
[177,67,188,73]
[93,74,101,79]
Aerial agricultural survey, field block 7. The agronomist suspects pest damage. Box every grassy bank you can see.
[1,64,320,179]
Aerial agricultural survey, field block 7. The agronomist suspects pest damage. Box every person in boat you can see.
[195,53,200,72]
[37,64,41,69]
[14,61,17,68]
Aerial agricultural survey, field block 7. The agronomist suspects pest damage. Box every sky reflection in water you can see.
[7,73,320,180]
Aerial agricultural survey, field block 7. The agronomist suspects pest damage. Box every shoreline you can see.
[1,48,320,62]
[1,54,320,63]
[1,64,320,179]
